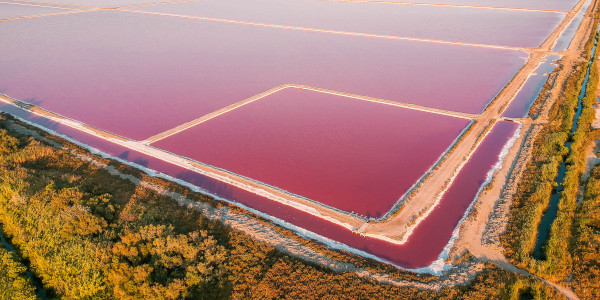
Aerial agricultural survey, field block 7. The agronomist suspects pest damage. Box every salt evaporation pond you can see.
[381,0,578,11]
[134,0,564,48]
[152,87,470,217]
[0,10,525,140]
[552,0,592,51]
[503,56,561,118]
[0,0,550,269]
[9,0,170,7]
[0,102,518,269]
[0,2,70,19]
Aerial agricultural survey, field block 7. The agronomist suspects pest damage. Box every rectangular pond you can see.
[0,103,519,269]
[133,0,564,48]
[0,0,534,270]
[0,10,525,140]
[151,87,471,217]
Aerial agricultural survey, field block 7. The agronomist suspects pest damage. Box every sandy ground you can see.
[0,0,596,297]
[357,0,589,244]
[455,0,595,255]
[448,0,598,299]
[594,106,600,128]
[577,140,600,204]
[6,118,492,291]
[6,108,579,298]
[0,0,589,247]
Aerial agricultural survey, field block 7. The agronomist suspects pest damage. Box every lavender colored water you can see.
[503,56,561,118]
[0,2,70,19]
[153,87,470,217]
[10,0,167,7]
[0,10,525,140]
[553,0,592,52]
[380,0,578,11]
[135,0,564,48]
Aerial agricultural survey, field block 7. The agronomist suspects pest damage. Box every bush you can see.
[0,245,37,300]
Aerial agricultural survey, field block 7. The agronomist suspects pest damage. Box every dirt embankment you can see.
[450,0,598,299]
[357,0,590,244]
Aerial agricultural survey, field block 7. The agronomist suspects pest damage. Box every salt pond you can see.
[0,103,518,269]
[152,87,470,217]
[134,0,564,48]
[0,10,525,140]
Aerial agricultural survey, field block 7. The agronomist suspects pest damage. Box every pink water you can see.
[380,0,578,11]
[0,2,69,19]
[7,0,579,11]
[135,0,564,48]
[158,120,517,269]
[0,103,518,268]
[0,1,525,269]
[8,0,168,7]
[152,88,470,217]
[0,10,525,140]
[503,56,561,118]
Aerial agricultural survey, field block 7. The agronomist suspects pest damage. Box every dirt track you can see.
[0,0,592,247]
[0,0,596,296]
[357,0,589,243]
[448,0,598,298]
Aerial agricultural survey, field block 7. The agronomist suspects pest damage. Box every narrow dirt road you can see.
[358,0,588,242]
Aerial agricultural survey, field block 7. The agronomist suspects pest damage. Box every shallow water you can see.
[0,0,544,269]
[503,55,561,118]
[135,0,564,48]
[552,0,592,52]
[149,121,517,268]
[0,2,70,19]
[0,104,518,268]
[153,87,470,217]
[12,0,167,7]
[0,10,525,140]
[379,0,578,11]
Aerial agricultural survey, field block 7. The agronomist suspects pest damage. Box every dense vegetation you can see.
[571,164,600,298]
[0,243,37,300]
[0,114,562,299]
[503,9,600,292]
